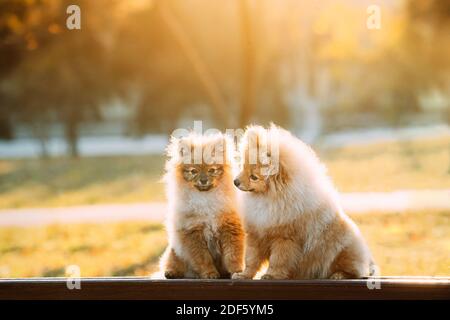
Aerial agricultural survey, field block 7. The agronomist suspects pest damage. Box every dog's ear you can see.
[178,137,191,158]
[265,158,288,191]
[211,137,227,158]
[203,134,227,165]
[278,162,289,184]
[168,136,193,164]
[166,135,179,159]
[221,135,235,165]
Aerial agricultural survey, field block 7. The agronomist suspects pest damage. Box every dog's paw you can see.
[227,267,243,276]
[261,273,275,280]
[164,270,184,279]
[261,273,287,280]
[225,263,244,275]
[200,270,220,279]
[329,272,347,280]
[232,272,252,280]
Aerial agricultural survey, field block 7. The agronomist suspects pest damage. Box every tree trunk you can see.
[38,137,49,159]
[65,118,79,158]
[32,122,50,159]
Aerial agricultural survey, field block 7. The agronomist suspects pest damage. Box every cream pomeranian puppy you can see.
[232,124,377,280]
[160,132,244,279]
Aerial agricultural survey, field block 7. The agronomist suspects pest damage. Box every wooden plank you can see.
[0,277,449,300]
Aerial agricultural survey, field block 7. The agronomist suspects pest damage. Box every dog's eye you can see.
[249,174,258,181]
[208,168,216,174]
[190,168,199,175]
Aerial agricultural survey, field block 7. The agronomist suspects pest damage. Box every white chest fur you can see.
[176,185,233,216]
[168,185,235,260]
[242,193,304,229]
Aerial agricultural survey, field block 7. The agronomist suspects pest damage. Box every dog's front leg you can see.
[232,233,264,280]
[219,215,245,275]
[179,227,220,279]
[261,239,296,280]
[161,247,186,279]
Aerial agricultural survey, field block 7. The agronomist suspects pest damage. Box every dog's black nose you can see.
[234,179,240,187]
[200,178,208,185]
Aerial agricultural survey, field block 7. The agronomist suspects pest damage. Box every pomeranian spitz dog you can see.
[160,132,244,279]
[232,124,377,280]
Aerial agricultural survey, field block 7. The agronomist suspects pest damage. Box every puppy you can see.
[232,124,377,280]
[160,132,244,279]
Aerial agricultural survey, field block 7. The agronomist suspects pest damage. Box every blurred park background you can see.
[0,0,449,278]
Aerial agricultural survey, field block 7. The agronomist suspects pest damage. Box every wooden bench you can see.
[0,277,449,300]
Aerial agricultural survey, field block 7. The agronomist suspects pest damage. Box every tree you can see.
[2,0,115,157]
[0,0,30,140]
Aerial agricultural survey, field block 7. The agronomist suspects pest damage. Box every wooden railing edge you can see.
[0,277,449,300]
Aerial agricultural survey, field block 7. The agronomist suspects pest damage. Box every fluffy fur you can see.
[160,132,244,279]
[232,124,378,280]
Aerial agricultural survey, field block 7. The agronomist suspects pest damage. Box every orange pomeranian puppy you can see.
[232,124,378,280]
[160,132,244,279]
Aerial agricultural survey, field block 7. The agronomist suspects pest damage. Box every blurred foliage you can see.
[0,0,449,156]
[0,0,114,156]
[354,0,450,124]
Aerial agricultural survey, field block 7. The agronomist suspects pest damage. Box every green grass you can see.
[0,136,448,209]
[0,210,448,277]
[0,155,166,208]
[352,210,450,276]
[0,222,167,278]
[323,136,450,193]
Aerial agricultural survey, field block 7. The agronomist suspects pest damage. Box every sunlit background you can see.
[0,0,449,278]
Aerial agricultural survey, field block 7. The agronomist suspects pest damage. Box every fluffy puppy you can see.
[232,124,377,280]
[160,132,244,279]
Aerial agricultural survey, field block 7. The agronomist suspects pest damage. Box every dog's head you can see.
[234,125,287,194]
[166,132,233,192]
